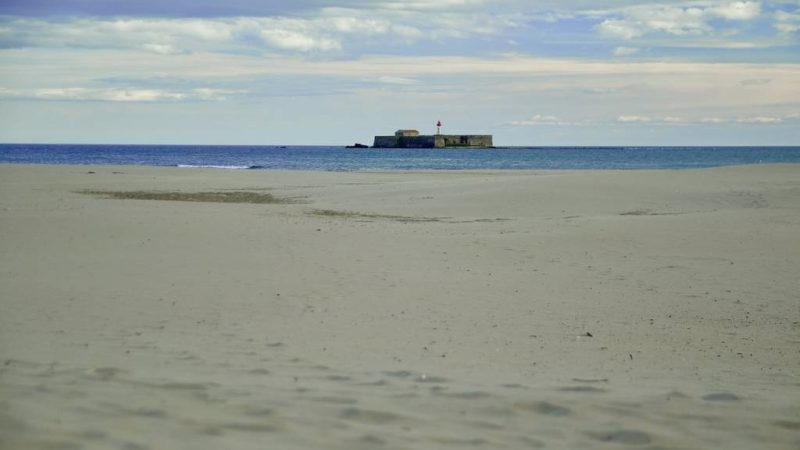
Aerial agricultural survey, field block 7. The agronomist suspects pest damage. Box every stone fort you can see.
[373,129,493,148]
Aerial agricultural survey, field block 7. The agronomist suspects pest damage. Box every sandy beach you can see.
[1,163,798,449]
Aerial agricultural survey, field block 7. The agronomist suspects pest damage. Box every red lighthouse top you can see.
[437,120,442,127]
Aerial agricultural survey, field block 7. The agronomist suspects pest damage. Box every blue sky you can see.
[0,0,798,145]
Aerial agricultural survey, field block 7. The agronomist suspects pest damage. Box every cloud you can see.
[513,112,797,128]
[258,25,342,51]
[699,114,797,124]
[617,115,653,123]
[0,8,524,55]
[615,113,797,125]
[510,115,585,126]
[511,114,559,125]
[737,116,783,123]
[0,16,350,53]
[595,1,762,40]
[0,87,241,102]
[709,1,762,20]
[658,40,770,49]
[774,10,800,34]
[141,43,184,55]
[613,46,640,56]
[375,76,420,85]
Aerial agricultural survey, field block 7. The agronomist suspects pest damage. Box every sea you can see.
[1,144,799,171]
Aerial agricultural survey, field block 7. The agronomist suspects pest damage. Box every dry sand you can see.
[1,164,798,449]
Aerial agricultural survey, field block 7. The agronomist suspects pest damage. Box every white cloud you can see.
[598,20,644,39]
[0,8,522,55]
[259,27,341,52]
[660,40,770,48]
[617,116,693,125]
[507,111,797,128]
[510,115,583,126]
[617,115,652,122]
[614,114,796,125]
[0,87,241,102]
[595,1,762,40]
[511,114,558,125]
[774,10,800,34]
[141,43,183,55]
[613,46,640,56]
[376,76,420,85]
[737,116,783,123]
[709,1,762,20]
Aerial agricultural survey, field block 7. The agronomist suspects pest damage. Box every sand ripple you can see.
[2,357,798,450]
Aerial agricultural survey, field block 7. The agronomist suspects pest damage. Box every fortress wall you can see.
[373,136,399,147]
[436,135,493,148]
[400,136,436,148]
[373,134,492,148]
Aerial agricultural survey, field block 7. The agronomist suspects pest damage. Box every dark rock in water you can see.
[346,143,369,148]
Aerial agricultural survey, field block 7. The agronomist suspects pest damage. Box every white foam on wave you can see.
[177,164,253,170]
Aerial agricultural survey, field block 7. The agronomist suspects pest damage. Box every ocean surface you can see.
[1,144,799,171]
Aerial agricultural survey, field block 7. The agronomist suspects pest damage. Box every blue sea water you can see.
[1,144,799,171]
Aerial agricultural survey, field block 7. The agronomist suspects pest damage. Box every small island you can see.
[372,129,493,148]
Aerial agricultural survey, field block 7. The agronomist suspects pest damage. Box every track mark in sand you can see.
[359,434,387,445]
[223,421,284,433]
[466,420,505,430]
[514,401,571,417]
[381,370,448,384]
[11,439,83,450]
[383,370,414,378]
[585,429,652,445]
[430,436,490,446]
[158,382,215,390]
[242,407,275,417]
[773,420,800,430]
[572,378,609,384]
[340,407,405,425]
[619,209,716,216]
[437,391,492,400]
[309,209,448,223]
[702,392,740,402]
[129,408,168,418]
[310,396,358,405]
[84,367,128,381]
[558,386,607,393]
[309,209,511,224]
[415,374,449,384]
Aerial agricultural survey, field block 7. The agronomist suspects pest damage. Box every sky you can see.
[0,0,798,146]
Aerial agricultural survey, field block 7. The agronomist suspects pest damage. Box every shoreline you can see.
[2,163,798,449]
[2,160,800,171]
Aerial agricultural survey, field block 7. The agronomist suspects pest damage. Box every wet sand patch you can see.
[79,190,298,204]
